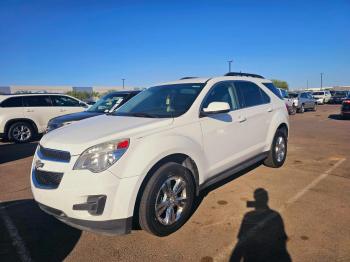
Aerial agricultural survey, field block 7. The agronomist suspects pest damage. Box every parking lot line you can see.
[213,157,346,261]
[0,201,32,262]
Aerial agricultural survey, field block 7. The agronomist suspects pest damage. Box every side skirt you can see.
[199,152,268,191]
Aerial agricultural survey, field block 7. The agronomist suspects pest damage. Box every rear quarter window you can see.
[262,83,283,100]
[0,97,23,107]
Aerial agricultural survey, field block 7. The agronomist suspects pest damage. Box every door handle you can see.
[238,116,247,123]
[26,109,34,112]
[267,107,273,112]
[60,109,67,112]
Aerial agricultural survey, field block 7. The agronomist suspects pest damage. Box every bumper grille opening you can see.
[38,145,71,162]
[34,169,63,189]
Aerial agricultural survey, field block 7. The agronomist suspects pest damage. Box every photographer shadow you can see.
[0,199,81,261]
[230,188,291,262]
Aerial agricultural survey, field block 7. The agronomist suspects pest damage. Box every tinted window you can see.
[23,96,52,107]
[280,89,288,98]
[300,93,308,98]
[1,97,23,107]
[51,96,80,107]
[235,81,269,108]
[262,83,283,100]
[88,93,128,113]
[202,82,239,111]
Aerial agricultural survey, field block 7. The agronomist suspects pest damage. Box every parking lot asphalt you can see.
[0,104,349,262]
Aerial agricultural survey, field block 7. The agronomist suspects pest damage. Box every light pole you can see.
[307,80,309,89]
[320,73,323,89]
[122,78,125,89]
[227,60,233,73]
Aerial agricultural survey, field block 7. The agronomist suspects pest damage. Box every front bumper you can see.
[31,149,141,235]
[38,202,132,235]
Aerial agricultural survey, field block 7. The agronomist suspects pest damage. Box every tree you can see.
[65,91,99,101]
[272,79,289,90]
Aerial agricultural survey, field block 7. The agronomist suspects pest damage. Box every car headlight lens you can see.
[73,139,129,173]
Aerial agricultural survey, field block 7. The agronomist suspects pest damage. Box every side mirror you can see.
[201,102,230,116]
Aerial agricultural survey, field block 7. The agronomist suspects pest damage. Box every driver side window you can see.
[202,82,238,112]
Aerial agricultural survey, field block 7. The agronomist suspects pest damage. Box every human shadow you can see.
[0,199,81,262]
[0,142,38,164]
[230,188,291,262]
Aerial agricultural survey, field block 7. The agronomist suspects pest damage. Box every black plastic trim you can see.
[38,202,132,235]
[199,152,268,191]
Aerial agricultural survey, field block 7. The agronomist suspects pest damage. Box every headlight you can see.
[73,139,129,173]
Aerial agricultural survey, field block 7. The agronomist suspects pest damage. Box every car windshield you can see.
[114,83,205,118]
[289,93,298,98]
[313,92,324,95]
[87,93,127,113]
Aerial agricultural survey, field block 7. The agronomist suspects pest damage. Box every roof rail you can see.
[224,72,264,79]
[180,77,198,80]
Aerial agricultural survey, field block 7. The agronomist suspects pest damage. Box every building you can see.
[0,85,139,95]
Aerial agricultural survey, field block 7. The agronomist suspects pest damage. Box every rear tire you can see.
[264,129,287,168]
[298,104,305,113]
[312,103,317,111]
[8,122,34,143]
[138,162,195,237]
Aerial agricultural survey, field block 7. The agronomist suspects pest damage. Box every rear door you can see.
[234,80,272,156]
[22,95,56,132]
[50,95,86,116]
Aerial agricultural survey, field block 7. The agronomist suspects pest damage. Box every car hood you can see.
[40,115,174,155]
[50,111,101,123]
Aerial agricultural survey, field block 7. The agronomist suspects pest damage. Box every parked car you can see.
[329,91,350,104]
[31,72,289,237]
[341,94,350,119]
[288,92,317,113]
[0,94,88,143]
[47,90,140,132]
[312,90,332,104]
[278,88,296,115]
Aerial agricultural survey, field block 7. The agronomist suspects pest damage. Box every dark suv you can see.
[47,90,140,132]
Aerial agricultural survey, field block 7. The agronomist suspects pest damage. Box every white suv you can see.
[312,90,331,104]
[0,94,88,143]
[31,73,289,236]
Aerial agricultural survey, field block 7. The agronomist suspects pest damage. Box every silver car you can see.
[289,92,317,113]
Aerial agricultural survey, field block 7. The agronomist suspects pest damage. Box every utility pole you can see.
[227,60,233,73]
[320,73,323,89]
[122,78,125,89]
[307,80,309,89]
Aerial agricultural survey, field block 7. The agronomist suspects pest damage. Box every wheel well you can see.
[277,123,288,138]
[5,119,38,136]
[132,153,199,229]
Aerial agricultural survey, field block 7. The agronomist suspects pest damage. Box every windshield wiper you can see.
[129,112,157,118]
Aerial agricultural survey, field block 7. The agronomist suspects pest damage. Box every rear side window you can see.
[1,97,23,107]
[262,83,283,100]
[234,81,270,108]
[51,96,80,107]
[23,96,52,107]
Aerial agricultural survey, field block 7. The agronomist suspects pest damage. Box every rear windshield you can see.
[289,93,298,98]
[313,92,324,95]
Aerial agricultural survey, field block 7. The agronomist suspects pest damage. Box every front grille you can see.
[38,145,71,162]
[34,169,63,189]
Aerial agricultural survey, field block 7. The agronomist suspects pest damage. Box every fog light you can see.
[73,195,106,215]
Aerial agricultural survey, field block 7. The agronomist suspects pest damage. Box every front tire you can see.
[138,162,195,237]
[264,129,288,168]
[312,103,317,111]
[298,104,305,113]
[8,122,34,143]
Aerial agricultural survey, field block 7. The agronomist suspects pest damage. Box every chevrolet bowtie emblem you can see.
[35,160,44,169]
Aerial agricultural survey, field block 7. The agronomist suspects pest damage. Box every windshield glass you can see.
[289,93,298,98]
[87,93,127,113]
[334,91,348,97]
[313,92,324,95]
[114,83,205,118]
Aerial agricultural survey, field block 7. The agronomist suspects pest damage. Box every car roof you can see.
[156,75,272,87]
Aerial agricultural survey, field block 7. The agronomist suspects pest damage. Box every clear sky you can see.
[0,0,349,89]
